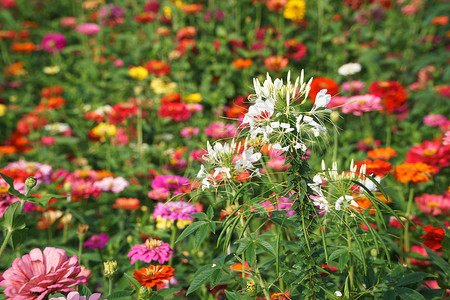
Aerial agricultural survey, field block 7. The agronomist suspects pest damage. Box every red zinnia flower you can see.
[356,159,392,177]
[369,81,407,114]
[309,77,339,104]
[145,60,171,76]
[420,225,445,250]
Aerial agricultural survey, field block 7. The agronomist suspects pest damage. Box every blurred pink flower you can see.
[415,192,450,216]
[341,81,365,94]
[205,122,237,139]
[60,17,77,28]
[83,233,110,249]
[264,56,288,71]
[180,126,199,139]
[114,58,123,67]
[153,201,196,221]
[405,140,450,172]
[128,238,173,264]
[409,245,431,267]
[41,136,55,146]
[444,131,450,146]
[50,291,102,300]
[148,187,170,201]
[76,23,101,36]
[423,114,447,127]
[0,247,86,299]
[341,94,383,116]
[94,176,129,193]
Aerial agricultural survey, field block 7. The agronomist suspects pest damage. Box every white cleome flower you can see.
[338,63,362,76]
[234,147,261,172]
[335,195,358,211]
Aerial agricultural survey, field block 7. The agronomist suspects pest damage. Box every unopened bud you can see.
[330,111,340,123]
[126,235,133,244]
[370,248,378,257]
[246,279,257,297]
[137,286,151,299]
[104,260,117,279]
[25,177,37,196]
[77,224,89,235]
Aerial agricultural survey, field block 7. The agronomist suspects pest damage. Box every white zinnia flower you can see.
[338,63,362,76]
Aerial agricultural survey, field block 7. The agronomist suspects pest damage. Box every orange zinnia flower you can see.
[228,262,252,277]
[0,145,17,155]
[353,193,392,214]
[233,59,253,69]
[4,62,27,77]
[11,42,35,53]
[113,198,140,210]
[431,16,449,26]
[309,77,339,104]
[133,265,175,288]
[394,162,434,184]
[367,147,397,161]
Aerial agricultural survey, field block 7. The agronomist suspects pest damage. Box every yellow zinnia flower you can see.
[150,78,177,95]
[128,66,148,80]
[284,0,306,22]
[183,93,202,103]
[92,123,116,142]
[0,104,7,117]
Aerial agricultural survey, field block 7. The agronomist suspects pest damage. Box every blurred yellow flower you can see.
[183,93,202,103]
[163,6,172,18]
[284,0,306,22]
[92,122,116,142]
[43,66,60,75]
[0,104,7,117]
[155,215,173,230]
[177,219,193,229]
[150,78,177,95]
[175,0,185,9]
[128,66,148,80]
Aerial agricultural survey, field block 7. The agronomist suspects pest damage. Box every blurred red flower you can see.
[420,225,445,250]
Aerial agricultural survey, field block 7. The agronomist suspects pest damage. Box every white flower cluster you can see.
[197,140,261,190]
[308,160,381,214]
[243,71,332,152]
[338,62,362,76]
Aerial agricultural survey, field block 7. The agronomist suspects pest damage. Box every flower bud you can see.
[330,111,340,123]
[246,279,257,297]
[370,248,378,257]
[137,286,151,300]
[25,177,37,196]
[104,260,117,279]
[77,224,89,236]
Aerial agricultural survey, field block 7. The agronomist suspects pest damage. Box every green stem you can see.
[0,229,13,258]
[169,223,177,266]
[276,225,284,291]
[404,184,415,266]
[78,235,84,263]
[254,264,271,300]
[137,99,143,159]
[346,212,354,295]
[385,115,392,148]
[108,278,113,295]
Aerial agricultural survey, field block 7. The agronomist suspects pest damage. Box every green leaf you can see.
[207,205,214,219]
[246,242,256,266]
[225,290,240,300]
[123,272,141,290]
[191,212,208,220]
[395,287,426,300]
[210,267,223,289]
[194,223,209,249]
[383,290,397,300]
[186,265,216,295]
[423,245,450,274]
[105,291,132,299]
[236,238,251,255]
[396,273,431,287]
[175,221,206,244]
[78,284,93,297]
[27,194,68,206]
[1,201,22,230]
[9,228,27,249]
[257,240,276,257]
[154,288,180,297]
[329,248,347,261]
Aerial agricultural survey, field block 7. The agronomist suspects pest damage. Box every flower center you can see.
[0,185,8,193]
[146,238,163,249]
[422,149,437,156]
[427,202,439,208]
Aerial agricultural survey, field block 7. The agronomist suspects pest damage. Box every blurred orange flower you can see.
[113,197,140,210]
[368,147,397,161]
[233,59,253,69]
[394,162,434,184]
[431,16,449,26]
[11,42,35,53]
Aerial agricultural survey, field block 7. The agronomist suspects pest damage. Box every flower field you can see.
[0,0,449,299]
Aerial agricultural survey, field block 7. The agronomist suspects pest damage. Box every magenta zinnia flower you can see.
[83,233,110,249]
[151,175,190,193]
[0,247,86,299]
[128,238,173,264]
[341,94,383,116]
[153,201,196,221]
[41,33,67,53]
[405,140,450,172]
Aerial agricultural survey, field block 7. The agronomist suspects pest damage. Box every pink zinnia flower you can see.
[260,197,295,216]
[204,122,237,139]
[151,175,190,193]
[128,238,173,264]
[409,245,431,267]
[50,291,102,300]
[264,56,288,71]
[94,176,129,193]
[190,148,207,162]
[83,233,110,249]
[148,188,170,201]
[180,126,199,139]
[41,33,67,53]
[0,247,86,299]
[341,81,366,94]
[415,192,450,216]
[405,140,450,172]
[341,94,383,116]
[76,23,101,36]
[444,131,450,146]
[423,114,447,127]
[153,201,196,221]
